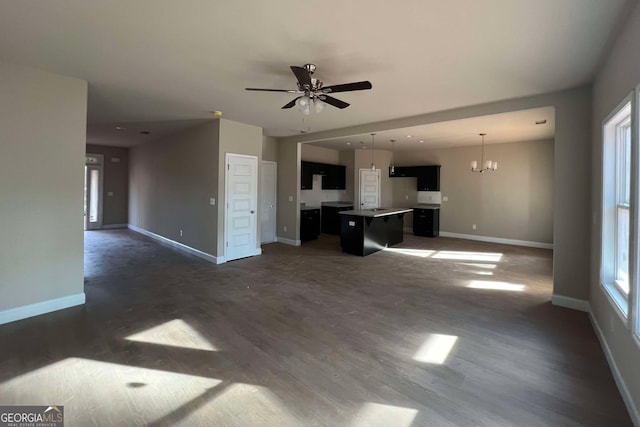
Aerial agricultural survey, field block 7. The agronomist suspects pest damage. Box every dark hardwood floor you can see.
[0,230,632,426]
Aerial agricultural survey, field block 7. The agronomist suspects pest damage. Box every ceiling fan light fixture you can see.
[314,99,325,113]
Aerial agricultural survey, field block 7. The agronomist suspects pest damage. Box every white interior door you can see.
[225,153,259,261]
[84,155,103,230]
[260,161,277,244]
[359,168,380,209]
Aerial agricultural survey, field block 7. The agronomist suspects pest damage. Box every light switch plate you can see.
[210,198,215,205]
[288,196,294,202]
[442,196,448,202]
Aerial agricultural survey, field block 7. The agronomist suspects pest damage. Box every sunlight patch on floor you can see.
[467,280,525,291]
[412,334,458,364]
[432,251,503,262]
[383,247,436,257]
[351,402,418,427]
[125,319,217,352]
[0,358,222,425]
[473,271,494,276]
[176,383,302,426]
[459,263,497,269]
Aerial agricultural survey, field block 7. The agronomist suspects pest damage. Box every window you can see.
[602,98,632,317]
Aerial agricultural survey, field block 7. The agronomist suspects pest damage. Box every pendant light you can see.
[390,139,396,174]
[470,133,497,173]
[370,133,376,170]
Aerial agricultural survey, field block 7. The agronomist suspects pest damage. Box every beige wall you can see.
[277,85,591,302]
[86,144,129,226]
[301,144,340,163]
[393,139,554,244]
[591,0,640,419]
[129,121,220,256]
[262,136,278,162]
[0,61,87,312]
[216,119,263,256]
[339,150,355,202]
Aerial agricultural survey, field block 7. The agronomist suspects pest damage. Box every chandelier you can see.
[470,133,497,173]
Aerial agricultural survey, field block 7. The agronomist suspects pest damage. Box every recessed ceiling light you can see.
[140,131,151,135]
[419,140,424,143]
[346,142,351,145]
[535,120,547,125]
[407,135,413,138]
[115,126,126,131]
[211,110,223,117]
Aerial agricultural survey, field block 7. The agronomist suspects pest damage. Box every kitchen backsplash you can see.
[417,191,442,204]
[300,174,350,206]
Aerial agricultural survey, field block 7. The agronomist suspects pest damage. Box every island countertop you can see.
[338,208,413,218]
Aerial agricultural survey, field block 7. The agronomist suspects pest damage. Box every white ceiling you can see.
[0,1,628,141]
[306,107,555,151]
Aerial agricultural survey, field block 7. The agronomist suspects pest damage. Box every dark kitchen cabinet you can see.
[390,165,441,191]
[321,164,346,190]
[321,204,353,234]
[300,208,321,241]
[301,161,314,190]
[388,166,417,178]
[301,161,346,190]
[416,165,441,191]
[413,207,439,237]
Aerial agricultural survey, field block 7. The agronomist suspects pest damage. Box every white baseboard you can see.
[101,223,128,230]
[0,293,86,326]
[551,294,590,312]
[128,224,224,265]
[439,231,553,249]
[276,236,301,246]
[589,309,640,426]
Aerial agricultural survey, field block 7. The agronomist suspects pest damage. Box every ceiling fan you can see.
[245,64,372,112]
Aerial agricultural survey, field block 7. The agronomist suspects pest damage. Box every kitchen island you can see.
[339,208,412,256]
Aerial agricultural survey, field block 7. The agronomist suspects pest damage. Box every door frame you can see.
[358,168,381,209]
[260,160,277,244]
[224,153,260,262]
[85,153,104,230]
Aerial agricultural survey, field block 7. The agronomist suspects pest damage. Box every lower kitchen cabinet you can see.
[413,208,440,237]
[321,205,353,234]
[300,208,321,242]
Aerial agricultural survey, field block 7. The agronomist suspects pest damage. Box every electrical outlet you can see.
[210,198,215,205]
[472,224,476,230]
[180,229,183,237]
[284,225,287,232]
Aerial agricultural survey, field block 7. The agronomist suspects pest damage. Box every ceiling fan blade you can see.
[322,81,372,94]
[282,97,301,109]
[290,66,312,88]
[245,88,300,93]
[321,95,350,109]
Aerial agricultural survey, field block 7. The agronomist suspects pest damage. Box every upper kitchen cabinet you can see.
[301,161,346,190]
[388,166,416,178]
[416,165,441,191]
[301,161,314,190]
[389,165,441,191]
[321,164,346,190]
